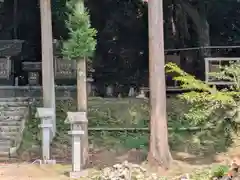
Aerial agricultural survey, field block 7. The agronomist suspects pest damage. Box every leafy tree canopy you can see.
[62,0,97,60]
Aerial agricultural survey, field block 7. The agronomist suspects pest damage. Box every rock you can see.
[94,161,159,180]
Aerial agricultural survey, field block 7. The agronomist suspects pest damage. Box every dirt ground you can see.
[0,146,240,180]
[0,164,70,180]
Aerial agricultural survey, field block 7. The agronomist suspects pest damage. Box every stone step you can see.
[0,116,23,121]
[0,151,12,159]
[0,153,19,162]
[0,126,20,132]
[1,106,27,110]
[0,140,12,146]
[0,152,10,157]
[0,157,18,162]
[0,101,29,107]
[0,146,11,152]
[0,97,29,102]
[0,106,27,111]
[0,121,21,126]
[0,131,19,138]
[0,110,27,116]
[0,136,15,141]
[0,97,29,159]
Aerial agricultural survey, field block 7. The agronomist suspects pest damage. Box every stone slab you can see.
[65,112,87,124]
[35,108,55,118]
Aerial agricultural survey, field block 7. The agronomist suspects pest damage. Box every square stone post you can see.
[35,107,55,164]
[65,112,88,178]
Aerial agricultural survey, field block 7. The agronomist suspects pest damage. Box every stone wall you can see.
[0,86,78,98]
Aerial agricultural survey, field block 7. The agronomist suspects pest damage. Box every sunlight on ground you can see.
[0,163,99,180]
[1,146,240,180]
[0,164,70,180]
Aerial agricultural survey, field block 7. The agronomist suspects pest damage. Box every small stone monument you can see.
[128,87,135,97]
[106,85,113,96]
[65,111,88,178]
[22,62,41,85]
[35,108,56,164]
[136,87,147,99]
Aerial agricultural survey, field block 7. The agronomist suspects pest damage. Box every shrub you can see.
[166,61,240,126]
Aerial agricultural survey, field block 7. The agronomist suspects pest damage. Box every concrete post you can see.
[65,111,88,178]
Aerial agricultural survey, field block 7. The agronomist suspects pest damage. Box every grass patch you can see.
[20,97,234,163]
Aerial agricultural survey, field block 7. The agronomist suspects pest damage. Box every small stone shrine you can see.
[22,61,41,85]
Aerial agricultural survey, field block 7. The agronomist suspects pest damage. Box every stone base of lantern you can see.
[69,170,88,179]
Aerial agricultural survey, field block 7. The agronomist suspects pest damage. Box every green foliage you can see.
[62,0,97,60]
[21,98,233,157]
[190,165,229,180]
[166,62,240,125]
[211,165,229,178]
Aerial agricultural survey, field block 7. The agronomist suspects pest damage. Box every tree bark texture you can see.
[77,58,88,168]
[147,0,172,169]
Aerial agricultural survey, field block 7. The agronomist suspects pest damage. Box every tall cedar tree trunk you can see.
[147,0,172,169]
[77,58,88,167]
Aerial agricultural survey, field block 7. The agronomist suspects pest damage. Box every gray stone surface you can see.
[0,86,78,98]
[65,112,87,124]
[0,97,29,159]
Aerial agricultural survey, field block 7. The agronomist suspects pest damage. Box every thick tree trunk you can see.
[147,0,172,169]
[77,58,88,168]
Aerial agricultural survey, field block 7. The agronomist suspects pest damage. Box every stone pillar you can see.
[65,112,88,178]
[128,87,135,97]
[35,107,56,163]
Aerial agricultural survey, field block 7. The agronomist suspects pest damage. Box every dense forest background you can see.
[1,0,240,91]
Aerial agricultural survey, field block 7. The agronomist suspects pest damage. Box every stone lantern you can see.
[35,107,55,164]
[65,111,88,178]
